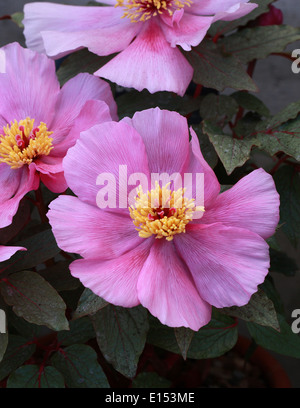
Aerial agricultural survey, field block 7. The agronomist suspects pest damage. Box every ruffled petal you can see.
[201,168,280,239]
[40,171,67,194]
[48,195,144,260]
[175,223,270,308]
[96,19,193,96]
[70,239,152,308]
[51,100,113,158]
[137,239,212,330]
[160,11,214,51]
[50,73,117,147]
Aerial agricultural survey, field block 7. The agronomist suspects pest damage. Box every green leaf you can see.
[247,314,300,358]
[0,229,61,276]
[132,372,172,388]
[51,344,109,388]
[91,305,149,378]
[116,89,202,119]
[147,312,238,359]
[220,289,280,331]
[0,271,69,331]
[7,365,65,388]
[0,335,36,381]
[39,261,80,292]
[191,125,218,168]
[202,120,257,174]
[273,166,300,247]
[5,309,45,340]
[0,332,8,363]
[174,327,195,360]
[185,40,258,92]
[73,288,108,319]
[269,247,298,276]
[203,99,300,173]
[11,12,24,28]
[260,277,285,316]
[57,317,95,346]
[255,100,300,161]
[231,92,270,118]
[233,112,262,139]
[220,25,300,64]
[57,49,114,86]
[199,94,239,123]
[267,234,282,251]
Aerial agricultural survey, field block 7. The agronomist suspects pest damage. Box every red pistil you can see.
[148,207,177,221]
[14,127,40,150]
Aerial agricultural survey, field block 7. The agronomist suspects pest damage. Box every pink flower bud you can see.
[258,5,283,26]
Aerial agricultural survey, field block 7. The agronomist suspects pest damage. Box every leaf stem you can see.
[34,187,49,224]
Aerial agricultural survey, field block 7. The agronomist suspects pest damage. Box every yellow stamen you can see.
[0,118,53,169]
[129,182,204,241]
[115,0,193,23]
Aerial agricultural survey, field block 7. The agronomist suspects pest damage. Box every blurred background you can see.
[0,0,299,387]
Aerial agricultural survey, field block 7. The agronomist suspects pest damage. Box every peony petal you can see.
[24,2,137,57]
[63,121,150,212]
[0,163,39,228]
[70,239,153,308]
[181,127,220,210]
[41,22,141,60]
[137,239,212,330]
[0,42,59,128]
[0,246,26,263]
[49,73,117,147]
[189,0,253,15]
[51,99,113,157]
[201,168,280,239]
[40,171,67,194]
[175,223,270,308]
[48,195,143,260]
[160,11,214,51]
[213,2,258,22]
[96,19,193,96]
[123,108,190,179]
[0,49,5,73]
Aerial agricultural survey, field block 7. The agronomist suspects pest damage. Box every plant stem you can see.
[35,187,48,224]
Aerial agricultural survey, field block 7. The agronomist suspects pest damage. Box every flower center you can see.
[115,0,192,23]
[0,118,53,169]
[129,182,204,241]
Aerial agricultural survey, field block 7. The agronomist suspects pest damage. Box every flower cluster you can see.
[3,0,299,389]
[0,0,280,331]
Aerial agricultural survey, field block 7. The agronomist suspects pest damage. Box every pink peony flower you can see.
[23,0,258,96]
[0,42,117,228]
[0,245,26,263]
[48,108,279,331]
